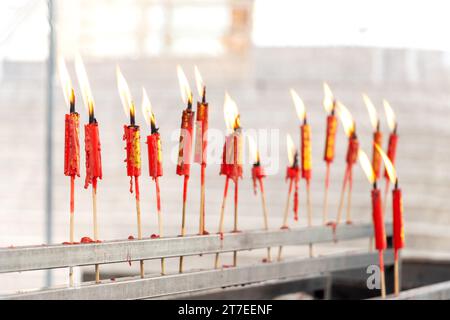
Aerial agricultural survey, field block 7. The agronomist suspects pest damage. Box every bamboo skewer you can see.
[394,250,400,296]
[199,164,206,235]
[215,177,230,269]
[278,179,294,261]
[92,183,100,283]
[155,177,165,275]
[134,177,144,279]
[258,178,271,262]
[306,180,313,258]
[233,177,239,267]
[379,250,386,299]
[345,168,353,224]
[179,175,189,273]
[335,165,350,225]
[69,175,75,286]
[322,163,331,225]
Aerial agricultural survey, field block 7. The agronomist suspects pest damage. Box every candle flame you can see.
[290,89,306,123]
[337,102,355,137]
[223,92,240,131]
[362,93,378,131]
[323,82,334,114]
[286,134,296,167]
[358,149,375,184]
[375,144,397,184]
[141,88,156,127]
[177,65,193,106]
[116,66,135,121]
[74,54,94,117]
[194,65,205,98]
[383,99,397,132]
[58,57,75,107]
[247,135,259,164]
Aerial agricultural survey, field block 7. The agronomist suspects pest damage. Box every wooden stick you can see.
[134,177,144,279]
[69,175,75,287]
[379,250,386,299]
[199,163,206,235]
[92,182,100,283]
[335,165,350,225]
[322,162,331,225]
[258,178,271,262]
[155,177,165,275]
[394,249,400,296]
[345,167,353,224]
[306,179,314,258]
[233,178,239,267]
[179,175,189,273]
[278,179,294,262]
[214,177,230,269]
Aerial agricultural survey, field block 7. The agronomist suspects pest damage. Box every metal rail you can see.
[0,223,384,273]
[4,250,394,300]
[384,281,450,300]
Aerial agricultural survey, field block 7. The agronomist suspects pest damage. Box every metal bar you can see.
[45,0,56,288]
[4,250,394,300]
[0,223,390,273]
[383,280,450,300]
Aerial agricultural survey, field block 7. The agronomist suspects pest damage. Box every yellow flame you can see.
[358,149,375,184]
[74,54,95,116]
[247,135,259,164]
[286,134,296,167]
[141,88,155,127]
[177,65,193,105]
[194,65,204,98]
[223,92,240,131]
[290,89,306,122]
[375,144,397,184]
[323,82,334,113]
[58,57,74,107]
[116,66,135,120]
[383,99,396,132]
[337,102,355,137]
[362,93,378,131]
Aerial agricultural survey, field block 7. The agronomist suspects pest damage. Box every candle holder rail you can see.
[0,223,394,300]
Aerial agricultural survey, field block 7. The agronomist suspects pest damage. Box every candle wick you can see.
[202,86,206,104]
[395,178,399,189]
[373,181,377,189]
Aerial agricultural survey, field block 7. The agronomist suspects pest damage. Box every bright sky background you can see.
[1,0,450,61]
[253,0,450,50]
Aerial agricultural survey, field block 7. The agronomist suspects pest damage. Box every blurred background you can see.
[1,0,449,294]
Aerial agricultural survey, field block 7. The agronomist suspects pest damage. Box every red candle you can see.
[123,125,141,183]
[176,108,195,176]
[393,184,404,251]
[147,133,163,179]
[194,67,209,166]
[324,114,337,163]
[285,135,300,222]
[372,130,383,177]
[84,118,102,189]
[64,99,80,178]
[383,100,398,179]
[372,187,387,250]
[346,134,359,166]
[251,165,265,195]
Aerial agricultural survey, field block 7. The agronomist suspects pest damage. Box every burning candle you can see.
[322,83,338,225]
[248,135,271,262]
[363,94,383,179]
[376,144,404,296]
[335,102,358,226]
[290,89,313,257]
[176,66,195,273]
[277,134,300,262]
[116,67,145,278]
[59,57,80,286]
[383,99,398,213]
[194,66,209,235]
[358,149,387,298]
[141,88,165,275]
[215,93,243,269]
[75,54,102,283]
